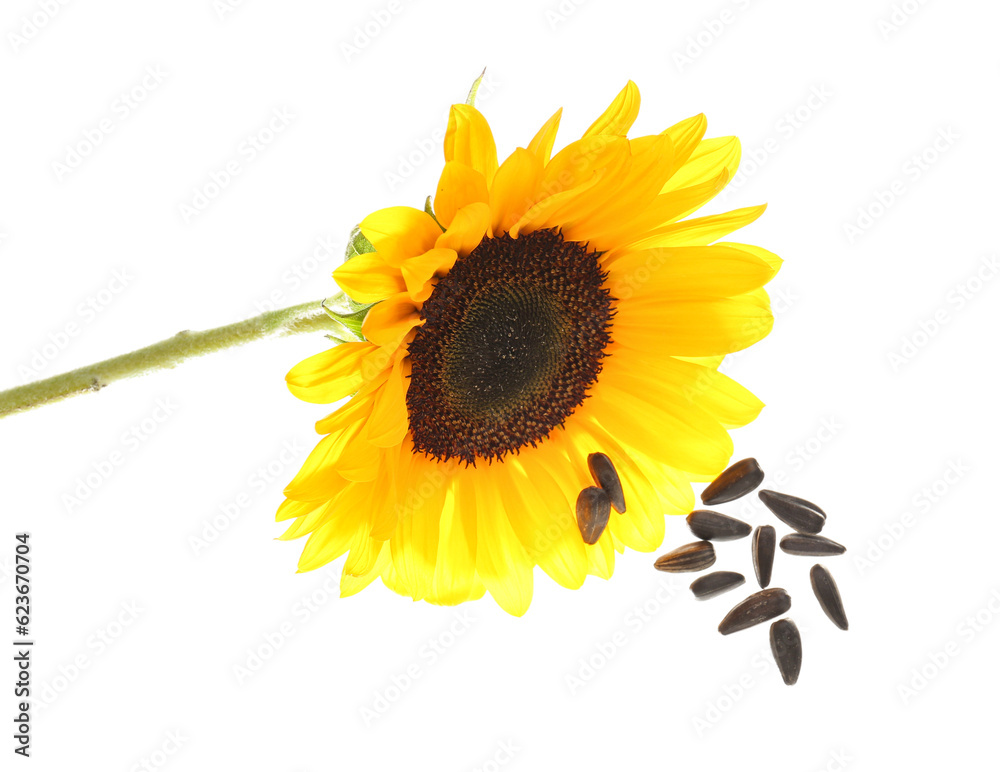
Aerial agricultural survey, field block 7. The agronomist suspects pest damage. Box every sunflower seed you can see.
[686,510,752,541]
[576,486,611,545]
[779,534,846,556]
[653,541,716,573]
[752,525,776,588]
[718,588,791,635]
[587,452,626,513]
[690,571,745,600]
[701,458,765,505]
[770,619,802,685]
[758,490,827,534]
[810,564,849,630]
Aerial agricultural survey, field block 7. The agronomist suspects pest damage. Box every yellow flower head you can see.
[278,81,781,615]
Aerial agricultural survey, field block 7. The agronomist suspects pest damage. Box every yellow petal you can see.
[279,504,333,541]
[333,252,406,304]
[607,244,777,302]
[390,446,452,600]
[296,512,356,571]
[276,497,319,523]
[284,427,364,502]
[602,346,764,429]
[613,290,774,356]
[524,440,589,589]
[285,341,374,404]
[675,354,727,369]
[662,113,708,171]
[444,104,498,185]
[434,162,489,228]
[340,543,389,597]
[623,204,767,251]
[513,137,631,234]
[492,459,561,565]
[716,241,783,273]
[360,207,443,267]
[539,135,628,197]
[435,202,490,256]
[400,248,458,303]
[583,81,640,137]
[335,426,383,484]
[595,171,730,254]
[527,108,562,165]
[429,476,477,605]
[475,465,533,616]
[561,134,675,240]
[490,148,543,235]
[368,451,401,539]
[361,292,423,347]
[364,357,409,448]
[629,451,696,514]
[585,382,733,475]
[585,534,615,580]
[343,526,384,578]
[314,370,388,435]
[662,136,741,194]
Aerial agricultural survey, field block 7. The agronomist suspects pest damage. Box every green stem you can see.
[0,298,357,420]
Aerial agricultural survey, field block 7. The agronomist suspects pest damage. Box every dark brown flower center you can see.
[406,228,614,464]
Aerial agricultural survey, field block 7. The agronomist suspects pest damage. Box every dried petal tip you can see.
[576,486,611,545]
[654,541,716,573]
[758,490,827,534]
[587,452,625,513]
[701,458,765,505]
[686,510,752,541]
[770,619,802,685]
[718,588,792,635]
[690,571,745,600]
[810,564,849,630]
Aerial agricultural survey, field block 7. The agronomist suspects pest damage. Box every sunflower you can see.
[277,81,781,616]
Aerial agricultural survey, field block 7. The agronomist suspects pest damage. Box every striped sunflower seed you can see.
[686,510,752,541]
[752,525,776,588]
[701,458,765,505]
[587,452,626,513]
[576,486,611,545]
[779,533,846,557]
[758,490,827,534]
[718,588,792,635]
[690,571,745,600]
[769,618,802,685]
[810,564,849,630]
[653,541,716,573]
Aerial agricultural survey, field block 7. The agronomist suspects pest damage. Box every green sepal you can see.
[320,293,369,343]
[345,225,375,261]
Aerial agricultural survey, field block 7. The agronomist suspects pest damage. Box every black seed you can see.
[686,510,752,541]
[701,458,765,505]
[718,588,792,635]
[752,525,776,588]
[758,490,827,534]
[653,541,716,573]
[779,534,846,556]
[690,571,745,600]
[770,619,802,685]
[576,487,611,545]
[587,452,625,513]
[810,564,849,630]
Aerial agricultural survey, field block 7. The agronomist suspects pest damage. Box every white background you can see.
[2,0,998,769]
